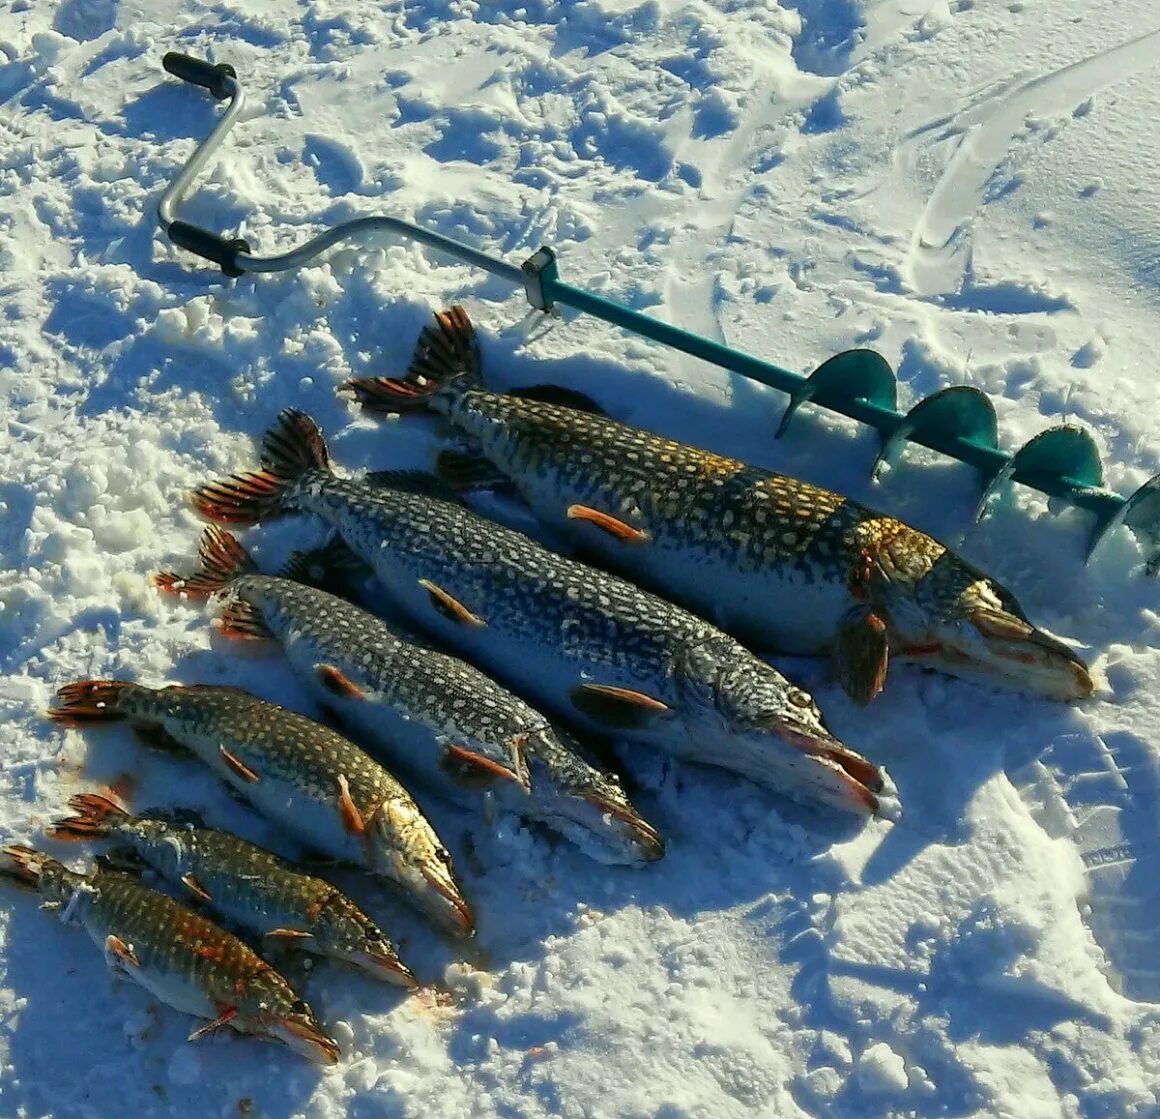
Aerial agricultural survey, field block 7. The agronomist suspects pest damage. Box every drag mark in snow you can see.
[904,26,1160,299]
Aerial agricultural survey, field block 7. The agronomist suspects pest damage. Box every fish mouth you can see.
[901,607,1094,701]
[765,722,886,816]
[578,793,666,863]
[271,1015,341,1065]
[417,863,476,938]
[347,941,419,988]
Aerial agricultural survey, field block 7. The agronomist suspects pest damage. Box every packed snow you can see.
[2,0,1160,1116]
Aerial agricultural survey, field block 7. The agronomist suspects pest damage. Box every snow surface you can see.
[3,1,1160,1116]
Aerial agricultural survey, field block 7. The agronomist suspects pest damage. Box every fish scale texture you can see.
[290,470,739,684]
[120,684,405,815]
[237,573,552,744]
[126,821,345,930]
[80,871,288,1007]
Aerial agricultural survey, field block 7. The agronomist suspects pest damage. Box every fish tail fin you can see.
[189,410,331,525]
[47,680,133,726]
[153,526,257,599]
[2,844,56,888]
[50,791,131,840]
[345,305,480,413]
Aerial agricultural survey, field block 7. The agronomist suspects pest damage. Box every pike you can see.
[188,411,892,818]
[346,307,1093,706]
[47,681,473,937]
[153,527,664,866]
[52,792,417,986]
[1,845,339,1063]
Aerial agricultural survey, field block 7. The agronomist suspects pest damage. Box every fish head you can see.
[882,553,1093,701]
[263,998,341,1065]
[312,896,417,988]
[374,802,475,937]
[523,729,664,865]
[675,640,884,815]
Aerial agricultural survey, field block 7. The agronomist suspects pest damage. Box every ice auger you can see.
[155,53,1160,574]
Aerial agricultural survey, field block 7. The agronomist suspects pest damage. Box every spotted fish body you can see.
[154,531,663,865]
[189,413,891,817]
[348,308,1093,705]
[52,794,416,985]
[48,682,472,936]
[1,846,338,1063]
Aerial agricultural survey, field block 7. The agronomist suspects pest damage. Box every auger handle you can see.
[162,52,237,101]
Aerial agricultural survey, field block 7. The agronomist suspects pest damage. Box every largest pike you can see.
[188,411,892,818]
[346,307,1092,705]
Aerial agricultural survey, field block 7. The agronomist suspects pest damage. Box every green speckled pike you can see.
[1,845,338,1063]
[153,527,663,866]
[47,681,473,937]
[51,793,417,986]
[187,412,892,818]
[347,307,1093,706]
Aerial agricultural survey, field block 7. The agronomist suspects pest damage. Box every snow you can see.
[2,0,1160,1116]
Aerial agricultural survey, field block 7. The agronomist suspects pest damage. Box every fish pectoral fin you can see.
[435,450,511,493]
[104,933,140,970]
[219,745,261,784]
[418,579,486,628]
[566,505,650,544]
[439,743,523,789]
[833,605,890,706]
[181,873,212,903]
[337,774,366,837]
[214,600,272,640]
[569,684,670,730]
[265,927,315,943]
[315,665,366,700]
[188,1006,238,1042]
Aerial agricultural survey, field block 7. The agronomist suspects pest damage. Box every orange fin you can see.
[188,1006,238,1042]
[152,527,256,599]
[439,743,524,790]
[265,927,314,942]
[47,680,132,726]
[105,933,140,970]
[833,605,889,706]
[219,746,260,784]
[188,470,288,526]
[214,600,271,640]
[315,665,365,700]
[566,505,650,544]
[569,684,670,730]
[418,579,486,628]
[181,873,212,903]
[337,774,365,836]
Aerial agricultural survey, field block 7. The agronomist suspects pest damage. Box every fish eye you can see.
[437,848,452,866]
[787,689,813,709]
[290,999,309,1015]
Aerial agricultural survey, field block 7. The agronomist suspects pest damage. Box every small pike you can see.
[1,845,338,1063]
[187,411,891,818]
[52,792,417,986]
[346,307,1093,706]
[154,528,663,866]
[47,681,473,937]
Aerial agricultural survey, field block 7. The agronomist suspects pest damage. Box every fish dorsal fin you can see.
[362,470,466,506]
[833,605,890,706]
[509,384,606,416]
